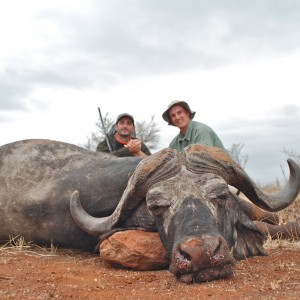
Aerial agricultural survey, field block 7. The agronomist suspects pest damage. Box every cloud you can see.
[62,0,300,76]
[221,104,300,144]
[0,114,14,123]
[0,77,30,111]
[2,0,300,106]
[0,1,299,184]
[0,69,48,114]
[218,104,300,183]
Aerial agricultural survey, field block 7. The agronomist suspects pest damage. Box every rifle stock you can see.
[98,107,113,152]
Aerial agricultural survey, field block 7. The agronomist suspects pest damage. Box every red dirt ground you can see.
[1,194,299,299]
[0,241,299,300]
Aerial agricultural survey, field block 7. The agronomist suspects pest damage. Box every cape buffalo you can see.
[0,139,299,284]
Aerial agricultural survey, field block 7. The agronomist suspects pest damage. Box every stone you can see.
[99,230,169,270]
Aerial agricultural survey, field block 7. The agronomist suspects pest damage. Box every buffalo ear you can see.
[232,220,266,260]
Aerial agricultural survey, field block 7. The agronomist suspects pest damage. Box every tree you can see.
[226,143,249,195]
[135,115,160,148]
[84,113,160,151]
[227,143,249,169]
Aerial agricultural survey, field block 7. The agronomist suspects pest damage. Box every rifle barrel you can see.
[98,107,113,152]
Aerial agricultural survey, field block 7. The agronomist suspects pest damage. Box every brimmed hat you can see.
[115,113,135,125]
[162,100,196,126]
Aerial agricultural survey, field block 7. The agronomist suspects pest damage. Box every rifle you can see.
[98,107,113,152]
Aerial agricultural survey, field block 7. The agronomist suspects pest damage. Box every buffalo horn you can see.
[184,144,300,212]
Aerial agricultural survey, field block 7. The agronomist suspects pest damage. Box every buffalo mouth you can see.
[174,263,235,284]
[169,236,236,284]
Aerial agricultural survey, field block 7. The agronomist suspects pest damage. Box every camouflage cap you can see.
[115,113,135,125]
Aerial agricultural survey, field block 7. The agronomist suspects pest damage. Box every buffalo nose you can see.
[174,236,230,271]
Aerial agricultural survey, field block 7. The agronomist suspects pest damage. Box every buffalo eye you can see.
[149,204,160,215]
[218,194,228,200]
[204,179,229,201]
[146,188,171,216]
[148,204,170,216]
[206,192,228,201]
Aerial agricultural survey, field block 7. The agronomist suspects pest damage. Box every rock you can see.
[99,230,169,270]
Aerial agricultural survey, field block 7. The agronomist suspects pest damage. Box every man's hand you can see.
[125,139,147,157]
[126,139,142,153]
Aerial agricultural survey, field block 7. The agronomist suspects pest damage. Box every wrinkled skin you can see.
[114,171,265,283]
[71,144,300,284]
[0,139,142,250]
[0,140,299,284]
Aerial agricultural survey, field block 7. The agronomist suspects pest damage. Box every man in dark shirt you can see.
[97,113,151,157]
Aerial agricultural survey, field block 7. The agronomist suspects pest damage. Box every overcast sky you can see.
[1,0,300,184]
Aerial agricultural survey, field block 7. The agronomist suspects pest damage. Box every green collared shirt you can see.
[169,120,224,151]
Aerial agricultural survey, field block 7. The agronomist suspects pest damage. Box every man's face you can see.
[169,104,191,130]
[115,117,134,137]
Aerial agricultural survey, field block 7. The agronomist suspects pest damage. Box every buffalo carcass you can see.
[0,140,299,284]
[0,139,142,250]
[70,143,300,283]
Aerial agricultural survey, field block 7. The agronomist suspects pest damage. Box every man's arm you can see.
[96,140,110,152]
[97,139,134,157]
[126,139,150,158]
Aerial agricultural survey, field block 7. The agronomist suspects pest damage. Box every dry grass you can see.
[265,235,300,249]
[0,235,58,256]
[1,189,299,254]
[263,189,300,249]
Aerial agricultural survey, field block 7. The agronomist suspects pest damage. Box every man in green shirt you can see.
[162,100,224,151]
[97,113,151,157]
